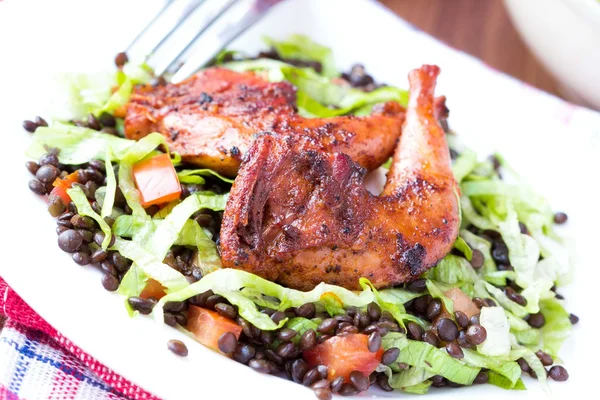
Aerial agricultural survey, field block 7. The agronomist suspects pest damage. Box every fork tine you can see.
[125,0,175,54]
[152,0,239,77]
[170,0,284,83]
[147,0,208,58]
[126,0,205,61]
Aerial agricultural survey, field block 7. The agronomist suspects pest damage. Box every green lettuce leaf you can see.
[66,185,113,249]
[101,149,116,218]
[477,306,511,357]
[111,238,189,293]
[382,333,480,385]
[453,236,473,261]
[452,149,478,183]
[539,298,571,357]
[152,269,379,330]
[488,372,526,390]
[177,169,235,185]
[263,34,338,78]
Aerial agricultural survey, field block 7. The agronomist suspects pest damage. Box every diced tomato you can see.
[48,186,71,205]
[444,287,479,318]
[132,153,181,207]
[303,333,383,382]
[139,278,166,300]
[49,171,79,204]
[186,306,242,353]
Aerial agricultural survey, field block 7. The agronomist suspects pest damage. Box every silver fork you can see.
[125,0,284,83]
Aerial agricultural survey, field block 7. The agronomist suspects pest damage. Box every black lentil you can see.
[330,376,344,393]
[167,340,188,357]
[90,248,108,263]
[376,374,393,392]
[349,370,369,392]
[548,365,569,381]
[35,116,48,127]
[28,179,47,195]
[100,260,117,277]
[101,274,119,291]
[454,311,469,328]
[276,341,297,359]
[36,164,59,183]
[474,370,488,384]
[270,311,287,324]
[215,303,237,320]
[23,120,38,132]
[299,329,317,350]
[367,302,382,320]
[111,252,130,272]
[505,287,527,306]
[260,330,275,345]
[469,314,480,326]
[491,242,510,264]
[217,332,237,353]
[436,318,459,342]
[407,321,424,340]
[26,161,40,175]
[367,332,382,352]
[204,294,225,310]
[233,343,256,364]
[291,359,308,383]
[302,368,321,387]
[446,341,464,359]
[313,388,332,400]
[470,249,484,269]
[427,299,442,320]
[317,318,338,334]
[277,328,297,342]
[569,313,579,325]
[423,330,441,347]
[57,229,83,253]
[527,312,546,328]
[127,296,156,314]
[72,252,90,266]
[87,114,101,130]
[535,350,553,366]
[382,347,400,365]
[413,295,432,314]
[98,112,116,127]
[295,303,316,318]
[338,383,359,396]
[517,358,530,372]
[465,324,487,345]
[47,195,66,217]
[406,278,427,293]
[554,212,568,224]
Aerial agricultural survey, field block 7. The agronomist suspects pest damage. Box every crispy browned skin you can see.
[220,65,460,290]
[125,67,404,177]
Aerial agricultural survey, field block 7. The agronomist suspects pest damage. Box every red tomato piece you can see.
[132,153,181,207]
[186,306,242,353]
[48,186,71,205]
[139,278,166,300]
[49,171,79,204]
[303,333,383,382]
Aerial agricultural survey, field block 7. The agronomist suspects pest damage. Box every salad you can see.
[22,35,576,399]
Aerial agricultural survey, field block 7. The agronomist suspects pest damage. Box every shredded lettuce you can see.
[263,34,338,78]
[67,186,113,249]
[177,169,235,185]
[101,149,116,218]
[111,238,189,292]
[539,298,571,357]
[153,269,385,330]
[477,307,511,357]
[382,333,480,385]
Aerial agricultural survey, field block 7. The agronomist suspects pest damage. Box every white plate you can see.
[1,0,599,399]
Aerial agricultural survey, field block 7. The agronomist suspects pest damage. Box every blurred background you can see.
[382,0,600,110]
